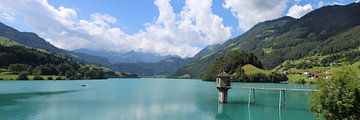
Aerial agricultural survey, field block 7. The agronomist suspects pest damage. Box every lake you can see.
[0,78,315,120]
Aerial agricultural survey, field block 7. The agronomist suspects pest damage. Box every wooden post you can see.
[282,90,286,106]
[248,89,256,104]
[252,89,256,103]
[278,90,287,108]
[248,89,251,105]
[279,90,282,109]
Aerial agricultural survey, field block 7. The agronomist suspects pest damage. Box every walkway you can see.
[231,84,319,92]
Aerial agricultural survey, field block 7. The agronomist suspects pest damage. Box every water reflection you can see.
[0,90,80,106]
[216,103,285,120]
[216,103,232,120]
[248,103,251,120]
[0,79,315,120]
[202,89,314,120]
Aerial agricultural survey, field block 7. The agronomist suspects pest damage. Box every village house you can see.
[307,72,321,80]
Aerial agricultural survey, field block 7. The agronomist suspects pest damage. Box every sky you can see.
[0,0,359,57]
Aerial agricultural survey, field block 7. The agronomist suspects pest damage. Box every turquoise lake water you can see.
[0,78,315,120]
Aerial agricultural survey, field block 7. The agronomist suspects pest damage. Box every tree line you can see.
[202,50,287,82]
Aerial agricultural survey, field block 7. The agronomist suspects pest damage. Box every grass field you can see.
[0,72,64,80]
[0,37,20,46]
[286,61,360,84]
[242,64,271,75]
[287,74,317,84]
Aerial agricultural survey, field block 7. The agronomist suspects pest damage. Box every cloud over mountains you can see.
[0,0,232,57]
[0,0,355,57]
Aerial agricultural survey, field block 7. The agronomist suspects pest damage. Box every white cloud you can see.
[333,1,346,5]
[0,13,15,22]
[287,4,313,18]
[223,0,289,31]
[181,0,231,45]
[356,0,360,3]
[0,0,231,57]
[318,1,325,8]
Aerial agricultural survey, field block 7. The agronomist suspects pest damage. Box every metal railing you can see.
[231,84,319,91]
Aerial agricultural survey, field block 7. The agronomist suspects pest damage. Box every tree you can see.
[8,64,31,73]
[310,66,360,120]
[33,73,44,80]
[16,71,29,80]
[33,64,58,75]
[202,50,263,81]
[55,76,63,80]
[65,69,77,80]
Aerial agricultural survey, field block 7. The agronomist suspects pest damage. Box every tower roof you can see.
[217,71,230,77]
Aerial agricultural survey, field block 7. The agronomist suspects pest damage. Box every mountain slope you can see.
[0,37,136,79]
[74,49,176,64]
[110,57,188,76]
[0,22,110,66]
[174,3,360,78]
[192,44,222,59]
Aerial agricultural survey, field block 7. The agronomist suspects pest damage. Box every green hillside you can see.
[201,50,263,81]
[242,64,271,75]
[276,46,360,84]
[0,22,111,66]
[0,37,21,46]
[0,38,136,80]
[110,57,188,77]
[174,3,360,79]
[199,50,287,82]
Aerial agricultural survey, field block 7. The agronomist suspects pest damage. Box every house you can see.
[324,71,331,79]
[307,72,321,80]
[282,68,289,75]
[303,70,309,75]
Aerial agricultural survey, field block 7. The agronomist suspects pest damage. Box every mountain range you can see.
[110,57,189,77]
[74,49,178,64]
[1,2,359,79]
[0,22,189,77]
[174,2,360,78]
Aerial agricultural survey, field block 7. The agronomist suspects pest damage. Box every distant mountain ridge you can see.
[174,2,360,78]
[74,49,178,64]
[110,57,189,76]
[0,22,110,66]
[192,44,222,59]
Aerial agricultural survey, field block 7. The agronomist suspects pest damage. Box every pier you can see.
[215,72,319,107]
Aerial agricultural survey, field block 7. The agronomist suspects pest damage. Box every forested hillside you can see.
[0,37,136,80]
[111,57,188,77]
[174,3,360,79]
[0,22,110,66]
[201,50,287,82]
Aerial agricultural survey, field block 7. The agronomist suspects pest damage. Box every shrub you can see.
[8,64,31,73]
[298,79,306,84]
[33,75,44,80]
[310,66,360,120]
[179,74,190,79]
[308,80,315,84]
[55,76,62,80]
[17,72,29,80]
